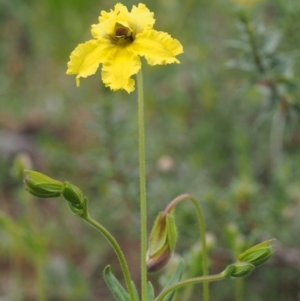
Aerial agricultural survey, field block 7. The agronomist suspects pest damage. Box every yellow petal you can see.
[92,3,155,39]
[107,3,154,36]
[104,14,132,38]
[92,3,129,39]
[99,3,128,23]
[101,46,141,93]
[128,3,155,35]
[132,29,183,65]
[91,22,109,39]
[66,39,114,86]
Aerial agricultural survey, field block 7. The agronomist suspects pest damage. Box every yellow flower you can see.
[66,3,183,93]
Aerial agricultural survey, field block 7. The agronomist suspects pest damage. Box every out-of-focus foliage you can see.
[1,0,300,300]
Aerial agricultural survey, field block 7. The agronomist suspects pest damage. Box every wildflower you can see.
[66,3,183,93]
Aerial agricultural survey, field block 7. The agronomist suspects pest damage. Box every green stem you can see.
[156,273,225,301]
[137,69,148,301]
[242,13,265,75]
[82,214,137,301]
[164,193,209,301]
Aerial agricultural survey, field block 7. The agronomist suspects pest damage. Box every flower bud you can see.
[62,182,85,208]
[222,262,255,279]
[238,239,275,267]
[23,170,63,198]
[146,211,178,273]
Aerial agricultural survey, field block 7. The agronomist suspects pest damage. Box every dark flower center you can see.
[112,24,133,45]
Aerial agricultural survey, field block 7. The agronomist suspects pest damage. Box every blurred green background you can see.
[1,0,300,300]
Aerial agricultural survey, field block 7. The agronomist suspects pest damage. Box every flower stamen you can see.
[115,27,128,38]
[114,24,133,44]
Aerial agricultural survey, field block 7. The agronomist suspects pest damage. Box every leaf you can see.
[103,266,131,301]
[263,31,281,54]
[156,259,185,301]
[147,281,155,301]
[131,280,140,301]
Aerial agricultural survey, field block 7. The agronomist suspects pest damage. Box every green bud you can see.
[222,262,255,279]
[147,211,178,273]
[23,170,63,198]
[62,182,85,208]
[238,239,275,267]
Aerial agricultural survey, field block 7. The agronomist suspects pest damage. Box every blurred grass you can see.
[1,0,300,300]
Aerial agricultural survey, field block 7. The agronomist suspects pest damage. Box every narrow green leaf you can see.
[147,281,155,301]
[103,266,131,301]
[157,259,184,301]
[131,280,140,301]
[166,213,177,251]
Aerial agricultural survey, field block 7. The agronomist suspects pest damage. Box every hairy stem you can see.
[137,69,148,301]
[156,273,225,301]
